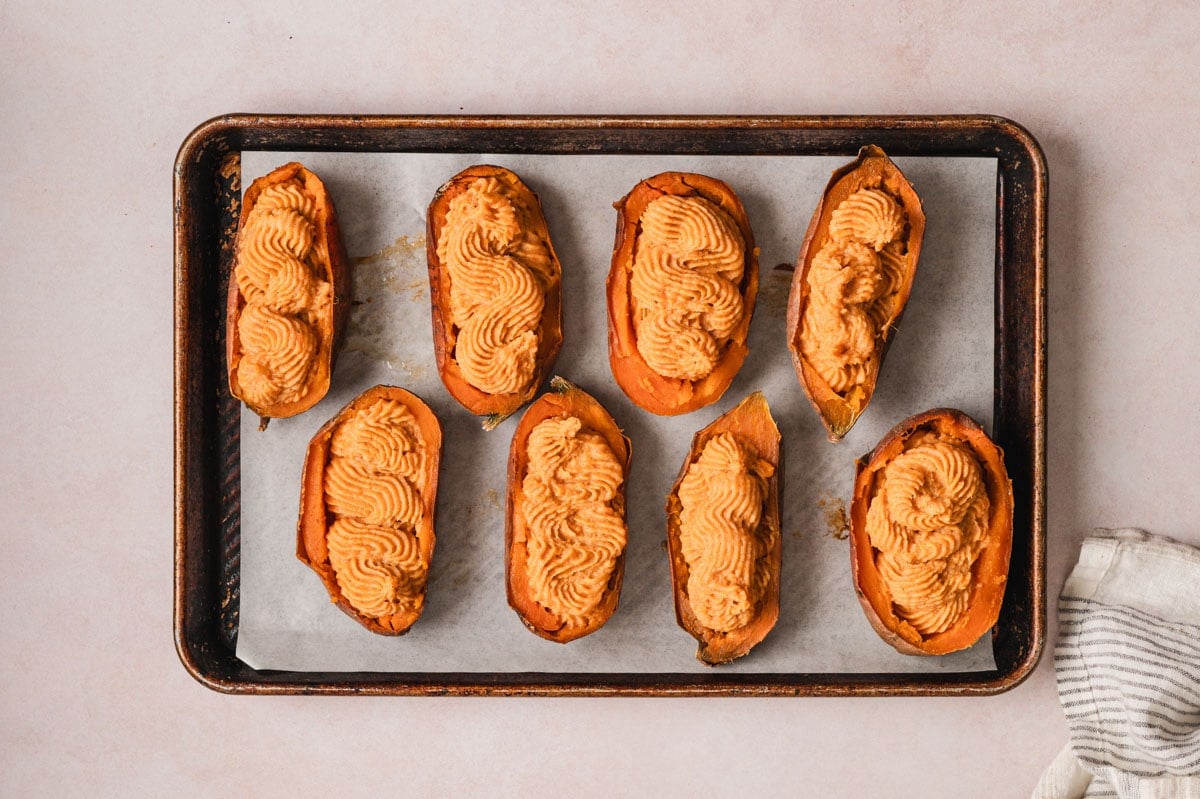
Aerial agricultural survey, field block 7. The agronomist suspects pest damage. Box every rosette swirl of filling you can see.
[436,177,554,396]
[865,431,990,636]
[322,398,429,622]
[677,433,774,632]
[631,195,746,381]
[801,187,908,394]
[234,180,331,408]
[521,415,627,627]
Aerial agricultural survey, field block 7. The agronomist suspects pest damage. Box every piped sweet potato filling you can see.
[864,430,990,637]
[436,177,555,396]
[520,415,627,626]
[234,180,331,408]
[677,433,774,632]
[631,195,747,381]
[322,397,430,624]
[800,188,908,394]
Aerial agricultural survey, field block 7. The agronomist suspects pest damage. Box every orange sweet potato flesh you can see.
[296,385,442,636]
[227,162,351,422]
[665,392,782,664]
[426,165,563,430]
[607,172,759,416]
[505,377,632,643]
[786,146,925,441]
[850,408,1013,655]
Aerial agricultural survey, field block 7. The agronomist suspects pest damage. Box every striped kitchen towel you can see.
[1034,529,1200,799]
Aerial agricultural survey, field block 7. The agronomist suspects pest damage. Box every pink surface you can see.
[2,2,1198,796]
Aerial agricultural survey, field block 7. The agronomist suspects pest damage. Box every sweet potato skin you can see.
[426,165,563,429]
[227,162,351,421]
[786,145,925,441]
[607,172,759,416]
[505,377,631,643]
[665,392,781,665]
[850,408,1013,655]
[296,385,442,636]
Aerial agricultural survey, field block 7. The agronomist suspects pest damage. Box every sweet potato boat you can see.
[786,145,924,441]
[505,377,631,643]
[227,161,351,425]
[607,172,759,416]
[665,392,781,665]
[850,408,1013,655]
[297,385,442,635]
[426,165,563,430]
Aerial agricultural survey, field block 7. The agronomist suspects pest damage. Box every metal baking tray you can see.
[174,115,1045,696]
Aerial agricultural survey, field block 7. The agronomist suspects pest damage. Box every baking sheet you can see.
[235,151,997,674]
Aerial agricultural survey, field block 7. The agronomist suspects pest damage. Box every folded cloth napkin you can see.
[1034,529,1200,799]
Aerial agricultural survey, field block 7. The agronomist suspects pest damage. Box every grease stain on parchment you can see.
[817,491,850,540]
[485,488,502,511]
[344,234,427,368]
[759,262,795,318]
[465,487,503,524]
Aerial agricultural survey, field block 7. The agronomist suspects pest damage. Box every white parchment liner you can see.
[235,151,997,674]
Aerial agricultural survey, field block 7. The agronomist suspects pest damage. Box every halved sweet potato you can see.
[505,377,631,643]
[426,165,563,430]
[850,408,1013,655]
[786,145,924,441]
[607,172,759,416]
[297,385,442,635]
[227,162,351,424]
[665,392,781,664]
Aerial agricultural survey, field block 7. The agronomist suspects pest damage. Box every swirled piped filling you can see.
[677,433,774,633]
[323,398,429,625]
[864,431,990,636]
[800,187,908,394]
[631,194,746,381]
[436,176,554,396]
[520,415,626,627]
[234,180,331,408]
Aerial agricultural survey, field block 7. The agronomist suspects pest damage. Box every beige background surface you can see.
[2,2,1198,796]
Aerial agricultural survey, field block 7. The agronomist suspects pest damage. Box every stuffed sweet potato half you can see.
[786,146,924,441]
[850,408,1013,655]
[665,392,781,664]
[505,377,631,643]
[427,165,563,429]
[297,385,442,635]
[607,172,759,416]
[227,162,351,423]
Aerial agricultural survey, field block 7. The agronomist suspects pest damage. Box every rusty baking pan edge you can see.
[175,114,1045,696]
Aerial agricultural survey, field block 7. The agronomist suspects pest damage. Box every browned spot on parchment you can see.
[485,488,502,511]
[345,234,428,363]
[353,233,424,266]
[818,491,850,540]
[758,262,795,318]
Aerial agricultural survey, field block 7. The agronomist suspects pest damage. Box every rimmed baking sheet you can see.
[174,116,1045,695]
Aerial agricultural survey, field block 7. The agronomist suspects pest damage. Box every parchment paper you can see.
[235,151,997,674]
